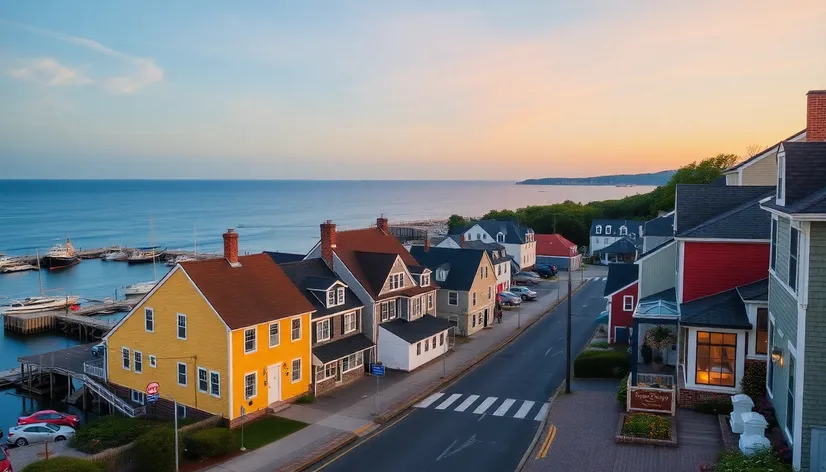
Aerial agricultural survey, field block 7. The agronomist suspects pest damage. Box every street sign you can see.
[145,382,160,404]
[371,363,385,376]
[147,394,159,404]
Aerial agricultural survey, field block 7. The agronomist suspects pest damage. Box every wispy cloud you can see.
[8,58,92,86]
[2,19,164,93]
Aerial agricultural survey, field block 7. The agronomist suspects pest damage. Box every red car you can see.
[17,410,80,429]
[0,444,11,472]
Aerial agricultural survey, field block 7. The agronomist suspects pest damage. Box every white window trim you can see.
[134,350,143,374]
[269,322,280,348]
[342,351,364,374]
[769,268,798,300]
[121,347,130,371]
[177,313,187,340]
[244,327,257,354]
[777,151,786,206]
[244,372,257,400]
[316,319,331,342]
[149,355,157,368]
[291,316,302,342]
[176,404,187,419]
[197,366,208,393]
[344,312,357,334]
[209,370,221,398]
[326,289,336,308]
[605,225,612,234]
[596,225,602,235]
[177,362,188,387]
[623,295,634,312]
[291,358,302,384]
[337,287,345,305]
[131,389,145,405]
[448,291,459,306]
[472,292,477,306]
[145,308,154,333]
[766,314,775,398]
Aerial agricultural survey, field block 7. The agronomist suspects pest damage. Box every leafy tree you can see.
[447,214,474,233]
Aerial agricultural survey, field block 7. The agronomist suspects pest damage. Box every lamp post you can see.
[565,256,573,394]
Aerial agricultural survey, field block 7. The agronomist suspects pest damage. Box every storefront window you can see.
[695,331,737,387]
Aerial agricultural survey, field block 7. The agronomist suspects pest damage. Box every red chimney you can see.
[807,90,826,142]
[223,229,239,266]
[459,234,465,248]
[320,220,336,269]
[376,217,389,233]
[424,239,431,252]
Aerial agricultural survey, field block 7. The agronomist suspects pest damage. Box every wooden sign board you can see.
[629,387,673,414]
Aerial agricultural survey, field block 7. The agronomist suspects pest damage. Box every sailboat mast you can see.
[194,223,197,256]
[150,217,157,281]
[36,248,43,296]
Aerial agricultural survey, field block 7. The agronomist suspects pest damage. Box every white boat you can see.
[1,263,38,273]
[1,296,80,314]
[166,255,196,266]
[102,250,128,262]
[123,281,157,297]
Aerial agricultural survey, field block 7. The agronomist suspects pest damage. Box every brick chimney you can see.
[459,234,465,248]
[424,238,431,252]
[223,229,240,267]
[320,220,336,269]
[807,90,826,142]
[376,217,389,233]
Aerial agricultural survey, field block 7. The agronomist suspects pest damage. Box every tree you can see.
[447,214,474,233]
[650,153,739,213]
[745,144,766,158]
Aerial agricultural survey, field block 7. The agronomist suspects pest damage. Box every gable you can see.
[379,257,416,295]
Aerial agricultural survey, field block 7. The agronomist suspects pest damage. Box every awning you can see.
[596,310,609,324]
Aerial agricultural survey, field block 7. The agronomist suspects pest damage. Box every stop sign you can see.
[146,381,160,396]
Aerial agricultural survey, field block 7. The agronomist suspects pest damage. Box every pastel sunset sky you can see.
[1,1,825,179]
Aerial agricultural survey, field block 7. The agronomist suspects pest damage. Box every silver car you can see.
[510,286,537,300]
[7,422,75,447]
[513,272,540,285]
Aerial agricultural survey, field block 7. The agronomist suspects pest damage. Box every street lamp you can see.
[565,255,573,394]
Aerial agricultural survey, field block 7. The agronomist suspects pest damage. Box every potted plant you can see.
[641,343,653,364]
[652,352,664,371]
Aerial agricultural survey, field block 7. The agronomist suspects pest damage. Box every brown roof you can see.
[180,254,314,330]
[333,227,422,299]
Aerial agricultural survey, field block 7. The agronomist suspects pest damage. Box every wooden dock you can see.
[2,300,126,338]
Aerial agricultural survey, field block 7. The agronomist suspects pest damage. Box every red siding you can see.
[682,242,769,303]
[609,282,638,343]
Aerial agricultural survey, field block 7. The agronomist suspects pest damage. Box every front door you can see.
[483,308,489,327]
[268,363,281,404]
[335,361,343,383]
[812,427,826,471]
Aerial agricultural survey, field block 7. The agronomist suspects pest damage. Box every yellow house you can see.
[104,230,315,426]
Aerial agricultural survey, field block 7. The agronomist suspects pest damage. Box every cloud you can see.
[2,19,164,93]
[8,58,92,86]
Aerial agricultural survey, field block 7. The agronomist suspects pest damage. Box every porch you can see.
[630,297,680,389]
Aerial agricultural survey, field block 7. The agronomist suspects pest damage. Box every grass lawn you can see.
[234,416,308,450]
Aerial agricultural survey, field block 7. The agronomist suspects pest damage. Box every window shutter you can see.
[312,322,318,344]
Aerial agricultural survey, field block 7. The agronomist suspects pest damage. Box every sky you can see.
[1,1,825,180]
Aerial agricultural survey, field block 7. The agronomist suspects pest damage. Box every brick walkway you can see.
[525,381,721,472]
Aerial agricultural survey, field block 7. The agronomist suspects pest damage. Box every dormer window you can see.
[436,269,448,282]
[420,274,430,286]
[596,225,602,235]
[630,233,636,240]
[496,232,505,243]
[325,286,346,308]
[337,287,344,305]
[605,225,612,234]
[619,226,627,236]
[327,290,335,307]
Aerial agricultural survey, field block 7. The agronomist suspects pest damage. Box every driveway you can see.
[7,440,88,470]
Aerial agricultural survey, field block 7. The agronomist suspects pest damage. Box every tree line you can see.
[448,154,739,248]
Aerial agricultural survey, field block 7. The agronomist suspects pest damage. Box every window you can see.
[344,312,357,333]
[421,274,430,286]
[337,287,345,305]
[770,218,778,271]
[417,342,422,355]
[291,358,301,383]
[145,308,154,332]
[695,331,737,387]
[381,302,389,322]
[488,287,492,300]
[149,355,157,368]
[767,320,775,394]
[497,232,505,243]
[440,333,444,346]
[134,351,143,373]
[316,319,331,342]
[428,294,433,310]
[244,328,257,353]
[198,367,208,393]
[177,362,188,386]
[472,314,476,327]
[327,290,336,307]
[787,352,795,434]
[122,347,130,370]
[269,322,280,348]
[472,292,477,306]
[756,308,768,355]
[244,373,256,399]
[789,227,799,292]
[389,273,405,290]
[619,226,627,235]
[210,371,220,397]
[131,390,145,405]
[177,314,187,340]
[433,335,437,349]
[777,155,785,201]
[476,233,480,240]
[425,338,430,352]
[623,296,634,311]
[291,318,301,341]
[389,300,396,319]
[596,225,602,235]
[448,292,458,306]
[605,225,612,234]
[176,404,187,419]
[497,264,501,276]
[630,233,636,240]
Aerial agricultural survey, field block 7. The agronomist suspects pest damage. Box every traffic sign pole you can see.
[371,362,384,415]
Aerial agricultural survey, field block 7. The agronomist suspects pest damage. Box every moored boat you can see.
[102,250,128,261]
[127,246,166,264]
[165,254,195,266]
[41,240,81,270]
[1,296,80,314]
[123,281,157,297]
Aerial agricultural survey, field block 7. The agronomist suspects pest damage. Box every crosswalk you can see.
[414,392,549,421]
[586,277,607,282]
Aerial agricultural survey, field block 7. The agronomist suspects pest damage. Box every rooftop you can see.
[278,259,364,319]
[409,246,487,291]
[680,288,751,330]
[535,233,578,257]
[381,315,455,344]
[604,263,639,297]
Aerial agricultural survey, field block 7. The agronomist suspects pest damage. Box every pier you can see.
[3,246,219,269]
[2,300,130,338]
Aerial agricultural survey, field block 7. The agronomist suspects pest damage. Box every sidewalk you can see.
[204,267,607,472]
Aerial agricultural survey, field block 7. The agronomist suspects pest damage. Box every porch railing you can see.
[83,359,105,379]
[636,373,675,389]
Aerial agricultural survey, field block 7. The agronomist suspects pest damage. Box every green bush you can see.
[740,361,767,401]
[620,413,671,440]
[715,449,793,472]
[295,392,316,404]
[617,374,629,407]
[184,427,235,459]
[574,350,631,378]
[22,457,105,472]
[695,398,734,415]
[590,341,609,349]
[70,416,156,454]
[135,428,180,472]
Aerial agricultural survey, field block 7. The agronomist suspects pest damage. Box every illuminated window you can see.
[695,331,737,387]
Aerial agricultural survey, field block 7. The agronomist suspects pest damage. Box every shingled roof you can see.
[680,288,751,330]
[763,142,826,215]
[675,184,775,235]
[278,259,364,319]
[535,234,577,257]
[678,196,773,240]
[409,246,486,291]
[644,213,674,237]
[604,263,639,297]
[180,254,314,330]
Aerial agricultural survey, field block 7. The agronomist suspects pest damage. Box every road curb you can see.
[283,431,359,472]
[374,279,591,424]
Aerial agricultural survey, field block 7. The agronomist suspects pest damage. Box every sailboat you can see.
[124,218,160,298]
[1,249,80,314]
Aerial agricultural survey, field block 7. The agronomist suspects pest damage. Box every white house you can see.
[589,219,645,256]
[449,220,536,271]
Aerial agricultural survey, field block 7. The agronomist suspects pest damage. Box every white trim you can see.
[623,295,635,312]
[291,358,302,384]
[685,327,744,392]
[144,307,154,333]
[121,346,130,371]
[343,312,357,334]
[793,232,808,469]
[227,329,233,419]
[176,313,187,340]
[268,321,281,348]
[243,327,257,354]
[209,370,221,398]
[311,307,365,323]
[133,350,143,374]
[197,366,209,393]
[776,145,786,206]
[290,316,302,342]
[316,318,332,342]
[674,237,770,243]
[243,371,257,400]
[677,241,685,304]
[448,291,459,306]
[177,362,188,387]
[769,269,798,299]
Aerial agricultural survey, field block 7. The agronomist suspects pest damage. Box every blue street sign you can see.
[146,393,159,404]
[371,363,385,376]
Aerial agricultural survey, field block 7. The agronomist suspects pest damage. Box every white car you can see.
[7,422,75,447]
[510,286,537,300]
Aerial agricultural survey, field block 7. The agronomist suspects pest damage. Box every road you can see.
[310,277,608,472]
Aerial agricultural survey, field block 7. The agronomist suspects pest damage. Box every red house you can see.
[535,233,581,270]
[603,263,639,343]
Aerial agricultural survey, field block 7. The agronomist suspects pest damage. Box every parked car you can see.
[91,343,105,357]
[534,264,557,278]
[498,291,522,306]
[7,423,75,447]
[512,272,540,285]
[510,286,537,301]
[0,444,11,472]
[18,410,80,429]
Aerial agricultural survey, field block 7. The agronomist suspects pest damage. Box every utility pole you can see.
[565,256,573,394]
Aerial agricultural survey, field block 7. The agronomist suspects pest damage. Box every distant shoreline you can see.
[516,170,674,186]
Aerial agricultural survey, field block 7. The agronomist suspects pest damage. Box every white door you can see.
[813,427,826,472]
[268,363,281,404]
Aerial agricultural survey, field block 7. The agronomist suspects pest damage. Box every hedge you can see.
[70,416,156,454]
[574,350,631,378]
[695,398,734,415]
[135,428,181,472]
[617,374,629,407]
[183,427,235,459]
[22,457,105,472]
[715,449,793,472]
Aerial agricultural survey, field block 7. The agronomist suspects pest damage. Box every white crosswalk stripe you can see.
[534,402,550,421]
[435,393,463,410]
[414,393,445,408]
[473,397,498,415]
[602,277,608,281]
[454,395,479,412]
[493,399,516,416]
[513,400,535,419]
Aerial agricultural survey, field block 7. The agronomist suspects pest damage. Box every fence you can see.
[636,373,675,389]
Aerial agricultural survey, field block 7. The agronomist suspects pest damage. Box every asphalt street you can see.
[310,277,607,472]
